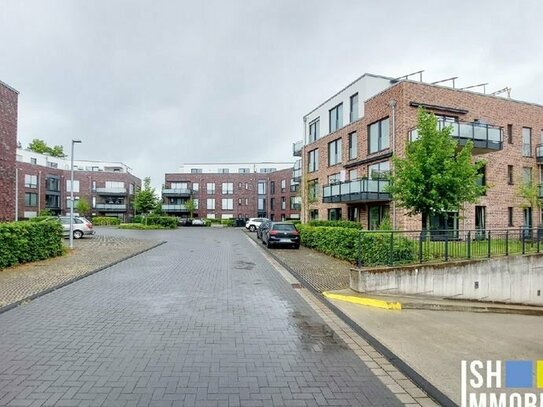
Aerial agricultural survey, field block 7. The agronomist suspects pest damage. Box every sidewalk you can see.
[246,231,543,405]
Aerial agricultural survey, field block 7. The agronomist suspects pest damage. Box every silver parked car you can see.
[44,216,96,239]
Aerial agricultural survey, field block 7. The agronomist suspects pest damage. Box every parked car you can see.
[245,217,269,232]
[178,218,192,226]
[44,216,95,239]
[261,222,300,249]
[256,220,272,240]
[191,218,206,226]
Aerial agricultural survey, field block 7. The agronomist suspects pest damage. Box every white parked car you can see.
[245,217,270,232]
[44,216,96,239]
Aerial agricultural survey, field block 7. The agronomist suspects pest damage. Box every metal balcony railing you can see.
[293,140,303,157]
[323,178,391,203]
[95,203,127,211]
[95,187,127,195]
[161,204,188,211]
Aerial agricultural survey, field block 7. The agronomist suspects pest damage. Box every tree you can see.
[133,177,159,215]
[76,197,90,217]
[518,178,542,226]
[184,198,196,219]
[388,109,486,230]
[27,139,66,157]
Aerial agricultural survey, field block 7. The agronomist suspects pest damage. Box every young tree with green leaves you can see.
[518,178,543,225]
[184,198,196,219]
[27,139,66,157]
[388,109,486,230]
[133,177,159,215]
[76,197,90,217]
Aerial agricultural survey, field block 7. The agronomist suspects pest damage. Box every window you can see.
[92,181,96,191]
[222,198,233,210]
[207,198,215,210]
[281,179,286,192]
[245,182,249,190]
[171,182,187,189]
[270,181,275,195]
[476,164,486,193]
[129,184,134,195]
[259,168,276,173]
[309,209,318,220]
[281,197,286,210]
[244,198,248,205]
[349,169,357,181]
[308,149,318,172]
[258,198,266,211]
[66,180,80,193]
[193,199,199,209]
[368,161,390,180]
[106,181,124,189]
[221,182,233,194]
[348,132,357,160]
[368,205,389,230]
[308,179,319,201]
[238,198,242,206]
[218,168,229,174]
[475,206,486,232]
[270,198,275,210]
[49,162,58,168]
[290,196,301,210]
[328,173,341,184]
[309,118,320,143]
[207,183,215,194]
[328,138,342,166]
[329,103,343,133]
[508,165,514,185]
[522,127,532,157]
[193,182,199,192]
[24,192,37,207]
[238,168,250,173]
[191,168,202,173]
[24,174,37,188]
[368,117,390,154]
[507,124,513,144]
[258,181,266,195]
[30,157,37,165]
[350,93,358,122]
[508,207,514,227]
[328,208,342,221]
[523,167,532,185]
[46,177,60,192]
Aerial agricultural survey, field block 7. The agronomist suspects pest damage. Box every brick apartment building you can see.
[0,80,18,222]
[163,162,301,221]
[295,72,543,231]
[15,149,141,221]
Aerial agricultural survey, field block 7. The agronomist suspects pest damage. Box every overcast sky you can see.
[1,0,543,189]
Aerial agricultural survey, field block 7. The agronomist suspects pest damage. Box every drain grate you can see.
[291,283,303,289]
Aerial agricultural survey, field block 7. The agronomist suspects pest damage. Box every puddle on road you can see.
[289,311,345,351]
[234,260,255,270]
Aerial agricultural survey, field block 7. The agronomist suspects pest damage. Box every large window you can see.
[238,168,250,173]
[24,174,37,188]
[350,93,358,122]
[348,132,357,160]
[206,183,215,194]
[522,127,532,157]
[221,182,233,194]
[281,197,286,210]
[258,198,266,211]
[222,198,233,210]
[270,181,275,195]
[218,168,229,174]
[368,161,390,180]
[328,208,342,221]
[257,181,266,195]
[308,149,319,172]
[193,182,199,192]
[24,192,37,207]
[281,179,286,192]
[368,205,390,230]
[308,180,319,201]
[523,167,532,185]
[290,196,301,210]
[368,117,390,154]
[66,180,80,193]
[328,138,342,166]
[171,182,187,189]
[328,173,341,184]
[207,198,215,210]
[309,118,320,143]
[329,103,343,133]
[191,168,202,173]
[46,177,60,192]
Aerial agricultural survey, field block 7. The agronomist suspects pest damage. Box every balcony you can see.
[162,204,188,212]
[409,119,502,154]
[95,203,127,211]
[293,140,303,157]
[323,179,391,203]
[162,188,192,197]
[292,159,302,182]
[95,187,127,195]
[536,144,543,163]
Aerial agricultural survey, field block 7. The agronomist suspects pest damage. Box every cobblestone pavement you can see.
[0,232,163,309]
[0,228,403,407]
[244,231,350,293]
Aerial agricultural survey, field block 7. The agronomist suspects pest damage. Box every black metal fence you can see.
[355,228,543,267]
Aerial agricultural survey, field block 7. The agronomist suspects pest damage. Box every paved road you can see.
[0,228,403,407]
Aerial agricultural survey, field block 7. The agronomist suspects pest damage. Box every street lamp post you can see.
[69,140,82,249]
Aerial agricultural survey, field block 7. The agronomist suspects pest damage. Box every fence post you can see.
[505,230,509,256]
[388,232,394,266]
[357,231,362,268]
[418,232,423,263]
[444,231,449,262]
[538,229,541,253]
[487,230,491,258]
[467,231,471,259]
[522,229,526,255]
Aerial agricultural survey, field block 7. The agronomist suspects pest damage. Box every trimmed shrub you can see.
[297,225,416,266]
[307,220,362,229]
[221,219,235,227]
[0,221,64,269]
[145,216,177,229]
[118,223,165,230]
[133,215,144,224]
[92,217,121,226]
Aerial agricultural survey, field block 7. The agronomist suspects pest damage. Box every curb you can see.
[260,246,457,407]
[323,292,402,310]
[0,241,167,315]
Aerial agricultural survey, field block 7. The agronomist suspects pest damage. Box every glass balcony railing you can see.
[293,140,303,157]
[409,119,502,152]
[95,187,127,195]
[161,204,188,212]
[536,144,543,163]
[323,179,391,203]
[162,188,192,196]
[95,203,127,211]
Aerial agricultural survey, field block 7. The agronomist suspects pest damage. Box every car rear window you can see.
[272,224,296,231]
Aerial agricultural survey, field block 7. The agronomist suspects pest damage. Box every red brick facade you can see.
[302,80,543,231]
[0,81,18,222]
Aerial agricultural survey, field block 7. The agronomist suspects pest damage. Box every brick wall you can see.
[0,81,18,222]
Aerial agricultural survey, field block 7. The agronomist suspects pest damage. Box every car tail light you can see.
[86,222,93,229]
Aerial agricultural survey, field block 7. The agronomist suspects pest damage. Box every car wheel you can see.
[266,240,272,248]
[73,230,83,239]
[249,225,256,232]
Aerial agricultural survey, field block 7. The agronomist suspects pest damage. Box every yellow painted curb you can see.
[323,292,402,310]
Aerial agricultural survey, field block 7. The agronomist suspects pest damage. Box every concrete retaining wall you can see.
[350,254,543,306]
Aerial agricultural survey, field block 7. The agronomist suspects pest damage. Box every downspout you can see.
[388,99,397,230]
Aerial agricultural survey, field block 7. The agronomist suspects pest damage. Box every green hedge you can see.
[221,219,236,227]
[297,225,416,266]
[92,217,121,226]
[0,221,64,269]
[307,220,362,229]
[131,215,177,228]
[29,216,53,222]
[118,223,165,230]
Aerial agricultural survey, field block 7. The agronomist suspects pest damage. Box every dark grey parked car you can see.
[261,222,300,249]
